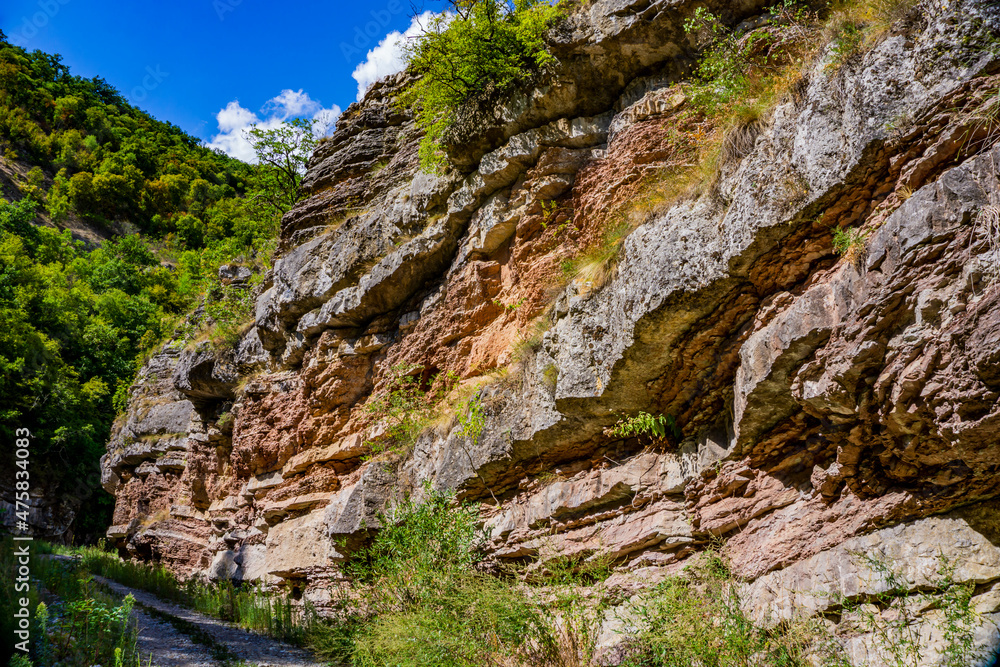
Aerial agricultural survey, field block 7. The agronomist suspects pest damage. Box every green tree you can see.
[0,30,317,542]
[245,117,319,218]
[402,0,563,170]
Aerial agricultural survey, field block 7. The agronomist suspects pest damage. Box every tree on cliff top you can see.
[401,0,563,170]
[245,117,320,220]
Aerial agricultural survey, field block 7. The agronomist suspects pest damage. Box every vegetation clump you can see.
[683,1,819,114]
[77,541,314,644]
[402,0,564,170]
[621,551,814,667]
[361,363,460,457]
[824,552,988,667]
[319,487,561,666]
[607,412,681,441]
[0,537,146,667]
[832,225,867,266]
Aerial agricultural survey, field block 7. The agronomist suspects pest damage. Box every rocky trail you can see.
[127,602,216,667]
[95,576,324,667]
[95,575,324,667]
[55,556,324,667]
[40,554,324,666]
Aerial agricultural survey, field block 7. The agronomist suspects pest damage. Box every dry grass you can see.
[976,202,1000,284]
[822,0,921,67]
[138,507,171,528]
[960,85,1000,155]
[719,115,767,169]
[512,314,554,364]
[557,0,932,297]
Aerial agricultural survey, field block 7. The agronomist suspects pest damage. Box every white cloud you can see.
[265,89,322,117]
[351,11,443,102]
[206,91,341,162]
[216,99,257,133]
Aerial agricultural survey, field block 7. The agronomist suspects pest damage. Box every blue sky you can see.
[0,0,446,160]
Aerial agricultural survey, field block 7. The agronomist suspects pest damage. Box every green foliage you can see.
[204,282,255,347]
[823,551,989,667]
[78,542,316,645]
[349,486,486,586]
[0,207,175,500]
[362,364,458,456]
[536,553,613,587]
[683,2,817,114]
[52,594,137,665]
[401,0,563,170]
[337,487,559,666]
[0,537,145,667]
[0,36,251,238]
[823,0,920,69]
[623,551,813,667]
[8,653,32,667]
[832,225,867,262]
[828,21,866,65]
[457,392,486,443]
[608,412,681,440]
[0,33,312,530]
[245,117,318,218]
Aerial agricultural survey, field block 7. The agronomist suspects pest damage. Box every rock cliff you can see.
[102,0,1000,662]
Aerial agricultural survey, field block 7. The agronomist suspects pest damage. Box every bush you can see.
[607,412,681,441]
[402,0,563,170]
[361,364,458,456]
[683,2,819,114]
[204,282,254,348]
[832,225,867,267]
[826,552,989,667]
[332,487,560,666]
[622,551,813,667]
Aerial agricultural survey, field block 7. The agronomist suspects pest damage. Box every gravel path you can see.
[93,575,325,667]
[131,603,215,667]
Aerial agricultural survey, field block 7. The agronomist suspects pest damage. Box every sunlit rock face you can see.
[104,0,1000,661]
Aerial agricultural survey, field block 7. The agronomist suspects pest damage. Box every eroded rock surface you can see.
[104,0,1000,662]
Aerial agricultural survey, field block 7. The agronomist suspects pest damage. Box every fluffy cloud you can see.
[206,89,340,162]
[265,89,322,117]
[351,11,441,101]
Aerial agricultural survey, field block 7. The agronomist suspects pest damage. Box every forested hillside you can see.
[0,29,300,540]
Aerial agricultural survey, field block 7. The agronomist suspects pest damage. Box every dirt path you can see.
[131,603,215,667]
[92,575,325,667]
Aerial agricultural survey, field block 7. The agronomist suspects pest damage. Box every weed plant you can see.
[620,550,814,667]
[823,552,989,667]
[0,537,145,667]
[361,363,460,457]
[77,541,316,645]
[314,487,564,666]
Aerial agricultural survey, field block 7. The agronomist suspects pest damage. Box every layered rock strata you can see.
[103,0,1000,662]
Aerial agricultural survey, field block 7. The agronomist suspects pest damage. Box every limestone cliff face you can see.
[103,0,1000,661]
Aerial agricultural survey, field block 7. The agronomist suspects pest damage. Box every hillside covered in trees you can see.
[0,29,306,540]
